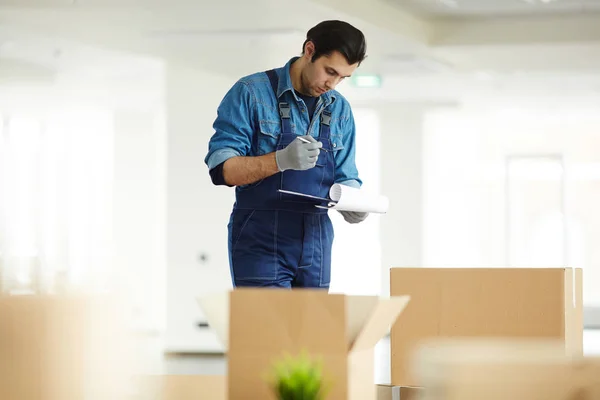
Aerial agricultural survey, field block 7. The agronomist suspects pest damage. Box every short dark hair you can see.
[302,20,367,66]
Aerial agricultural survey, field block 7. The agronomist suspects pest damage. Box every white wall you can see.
[112,109,166,333]
[164,62,236,352]
[377,103,428,296]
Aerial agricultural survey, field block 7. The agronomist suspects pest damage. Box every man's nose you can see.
[326,77,341,89]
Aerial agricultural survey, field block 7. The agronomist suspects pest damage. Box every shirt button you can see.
[333,143,337,148]
[301,108,306,112]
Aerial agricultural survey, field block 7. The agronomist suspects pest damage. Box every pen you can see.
[298,136,328,151]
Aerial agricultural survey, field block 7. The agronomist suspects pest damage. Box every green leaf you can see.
[265,349,333,400]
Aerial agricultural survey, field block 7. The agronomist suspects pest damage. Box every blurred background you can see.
[1,0,600,379]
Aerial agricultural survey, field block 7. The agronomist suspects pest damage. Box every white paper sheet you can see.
[318,184,389,214]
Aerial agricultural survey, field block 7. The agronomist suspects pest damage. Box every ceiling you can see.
[1,0,600,103]
[390,0,600,18]
[0,0,426,79]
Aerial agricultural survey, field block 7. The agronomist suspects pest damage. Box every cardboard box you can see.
[377,384,423,400]
[390,267,583,386]
[0,295,132,400]
[136,375,226,400]
[197,288,410,400]
[411,339,600,400]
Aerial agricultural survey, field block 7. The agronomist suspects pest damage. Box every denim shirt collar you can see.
[276,57,336,106]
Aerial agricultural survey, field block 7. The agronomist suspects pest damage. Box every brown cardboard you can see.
[198,288,410,400]
[411,339,600,400]
[136,375,226,400]
[389,267,584,387]
[377,385,423,400]
[0,295,132,400]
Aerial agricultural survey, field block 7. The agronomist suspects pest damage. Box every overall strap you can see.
[320,110,332,140]
[265,69,293,134]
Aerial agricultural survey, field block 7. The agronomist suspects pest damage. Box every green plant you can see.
[266,349,332,400]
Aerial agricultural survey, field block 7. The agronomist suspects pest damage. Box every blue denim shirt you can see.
[204,57,362,188]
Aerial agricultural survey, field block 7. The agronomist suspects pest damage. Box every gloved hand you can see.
[275,135,322,171]
[338,210,369,224]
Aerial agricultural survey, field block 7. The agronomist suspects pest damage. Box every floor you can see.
[136,331,600,381]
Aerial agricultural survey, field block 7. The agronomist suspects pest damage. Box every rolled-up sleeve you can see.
[334,106,362,188]
[205,80,256,170]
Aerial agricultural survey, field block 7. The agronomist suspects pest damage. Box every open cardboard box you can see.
[390,267,584,387]
[197,288,410,400]
[411,339,600,400]
[0,295,133,400]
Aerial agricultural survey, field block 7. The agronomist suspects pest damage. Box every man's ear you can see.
[303,41,315,61]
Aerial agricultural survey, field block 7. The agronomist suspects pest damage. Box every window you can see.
[0,111,114,294]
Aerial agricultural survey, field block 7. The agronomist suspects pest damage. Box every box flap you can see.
[346,295,380,346]
[349,296,410,352]
[196,292,230,350]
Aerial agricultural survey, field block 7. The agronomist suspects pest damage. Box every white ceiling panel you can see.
[0,0,222,5]
[0,0,75,5]
[389,0,600,18]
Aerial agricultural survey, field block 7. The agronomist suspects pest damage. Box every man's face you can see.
[301,43,358,97]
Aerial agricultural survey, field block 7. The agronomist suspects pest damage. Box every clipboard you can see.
[278,185,389,214]
[277,189,336,204]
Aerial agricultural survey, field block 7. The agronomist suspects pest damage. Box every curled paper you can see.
[318,183,389,214]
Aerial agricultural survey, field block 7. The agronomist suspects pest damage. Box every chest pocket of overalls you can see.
[325,132,344,184]
[279,112,336,200]
[314,138,330,167]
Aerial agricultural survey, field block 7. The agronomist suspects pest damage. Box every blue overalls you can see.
[227,69,335,289]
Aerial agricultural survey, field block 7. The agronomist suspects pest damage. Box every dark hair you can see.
[302,20,367,65]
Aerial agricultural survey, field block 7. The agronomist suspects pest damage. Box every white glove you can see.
[275,135,322,171]
[338,210,369,224]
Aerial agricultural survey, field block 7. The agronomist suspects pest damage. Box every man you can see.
[204,20,368,289]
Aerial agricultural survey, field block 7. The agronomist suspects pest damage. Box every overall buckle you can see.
[279,102,291,119]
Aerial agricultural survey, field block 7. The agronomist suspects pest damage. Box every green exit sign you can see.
[350,74,382,88]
